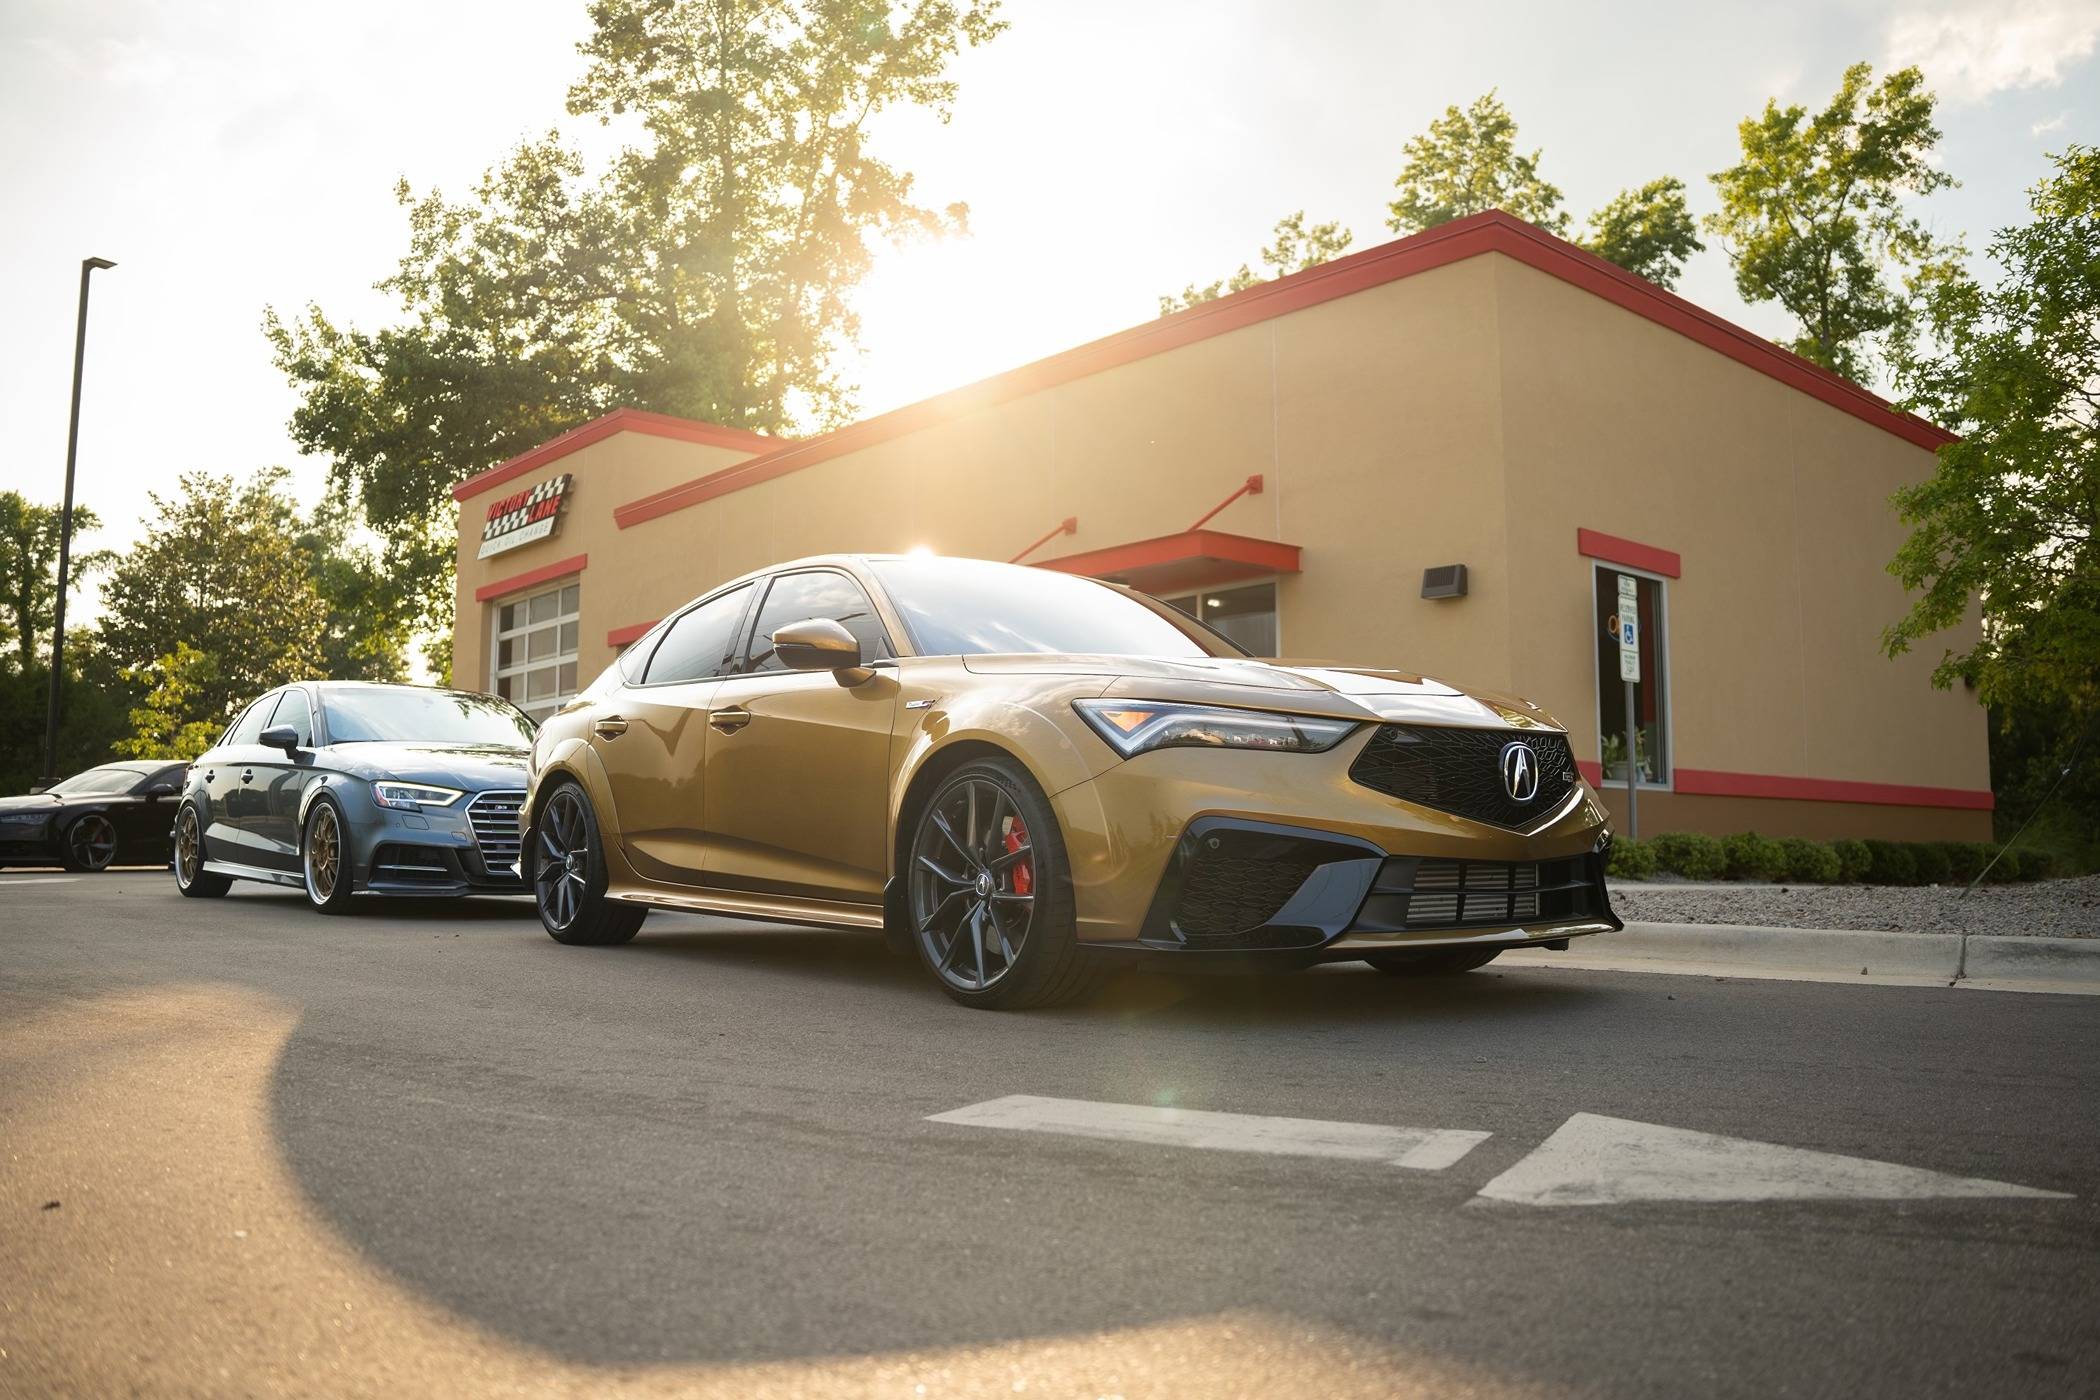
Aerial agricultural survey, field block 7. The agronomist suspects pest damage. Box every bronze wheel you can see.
[303,800,353,913]
[62,814,117,872]
[173,804,230,898]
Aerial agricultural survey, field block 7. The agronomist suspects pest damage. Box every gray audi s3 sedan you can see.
[171,681,535,912]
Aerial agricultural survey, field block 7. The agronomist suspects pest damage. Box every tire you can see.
[904,757,1098,1010]
[1363,946,1503,977]
[60,813,119,872]
[530,780,644,946]
[302,798,356,914]
[173,803,231,898]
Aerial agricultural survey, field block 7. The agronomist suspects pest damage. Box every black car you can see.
[171,681,536,911]
[0,761,188,872]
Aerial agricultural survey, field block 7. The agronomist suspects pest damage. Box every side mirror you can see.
[259,724,301,754]
[144,782,178,800]
[770,617,873,684]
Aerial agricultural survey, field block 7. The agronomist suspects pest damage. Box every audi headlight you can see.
[371,781,463,812]
[1073,699,1358,757]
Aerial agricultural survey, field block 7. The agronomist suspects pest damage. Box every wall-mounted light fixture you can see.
[1421,564,1468,599]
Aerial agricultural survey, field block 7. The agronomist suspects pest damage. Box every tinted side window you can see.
[270,690,315,746]
[645,584,754,685]
[226,696,273,746]
[746,571,892,673]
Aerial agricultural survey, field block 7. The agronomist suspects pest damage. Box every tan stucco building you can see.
[451,210,1992,842]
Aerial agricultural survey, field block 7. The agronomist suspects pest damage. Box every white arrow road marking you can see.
[1476,1113,2073,1206]
[928,1094,1490,1170]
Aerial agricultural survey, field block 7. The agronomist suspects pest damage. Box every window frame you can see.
[636,581,760,688]
[489,577,583,720]
[1588,561,1675,792]
[267,687,315,747]
[737,568,897,675]
[223,692,278,748]
[1157,577,1282,657]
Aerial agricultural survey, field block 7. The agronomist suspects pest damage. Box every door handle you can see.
[708,707,753,734]
[593,716,629,739]
[240,769,255,783]
[203,770,214,782]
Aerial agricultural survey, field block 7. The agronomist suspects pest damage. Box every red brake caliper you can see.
[1004,818,1033,895]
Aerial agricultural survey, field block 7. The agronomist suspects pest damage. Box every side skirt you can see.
[607,885,886,931]
[201,859,303,889]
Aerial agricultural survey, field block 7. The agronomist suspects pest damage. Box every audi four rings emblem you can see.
[1500,740,1540,802]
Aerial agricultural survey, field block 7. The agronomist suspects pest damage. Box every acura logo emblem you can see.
[1500,741,1540,803]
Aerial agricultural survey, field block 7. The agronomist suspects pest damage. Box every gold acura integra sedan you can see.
[524,555,1618,1007]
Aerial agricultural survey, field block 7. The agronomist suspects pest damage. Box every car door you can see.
[588,582,755,886]
[700,568,900,905]
[202,695,277,865]
[251,689,319,871]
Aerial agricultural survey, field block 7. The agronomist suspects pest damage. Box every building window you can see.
[1593,567,1669,785]
[493,581,580,722]
[1161,581,1278,656]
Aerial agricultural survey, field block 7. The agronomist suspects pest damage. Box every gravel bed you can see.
[1607,874,2100,939]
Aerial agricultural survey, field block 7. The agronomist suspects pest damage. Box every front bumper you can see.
[1049,732,1617,957]
[344,789,528,897]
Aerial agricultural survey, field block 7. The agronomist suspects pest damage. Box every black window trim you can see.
[735,567,896,676]
[633,581,761,688]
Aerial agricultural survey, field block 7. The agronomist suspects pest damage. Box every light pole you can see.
[40,256,116,790]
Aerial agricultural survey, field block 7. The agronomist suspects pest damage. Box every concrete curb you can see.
[1503,921,2100,994]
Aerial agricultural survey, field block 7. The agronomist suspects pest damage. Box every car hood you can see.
[0,793,64,818]
[324,743,531,790]
[958,654,1562,730]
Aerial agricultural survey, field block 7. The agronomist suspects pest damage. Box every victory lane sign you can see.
[478,474,573,560]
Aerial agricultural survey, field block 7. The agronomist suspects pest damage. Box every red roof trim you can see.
[606,619,659,648]
[452,408,783,504]
[608,211,1952,531]
[473,552,587,604]
[1032,529,1302,582]
[1578,760,1990,811]
[1577,527,1682,578]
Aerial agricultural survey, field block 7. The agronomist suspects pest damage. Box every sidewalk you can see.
[1505,921,2100,995]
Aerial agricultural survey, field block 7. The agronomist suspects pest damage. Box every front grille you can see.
[1350,855,1605,934]
[1349,725,1577,829]
[467,790,526,875]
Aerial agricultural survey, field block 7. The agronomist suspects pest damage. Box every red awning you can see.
[1034,529,1300,595]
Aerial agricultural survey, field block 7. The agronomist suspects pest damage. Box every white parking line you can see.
[0,876,79,885]
[928,1094,1491,1170]
[1475,1112,2074,1206]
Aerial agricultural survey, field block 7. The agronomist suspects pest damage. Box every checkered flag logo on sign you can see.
[482,474,572,544]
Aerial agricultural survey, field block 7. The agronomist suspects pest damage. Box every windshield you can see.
[322,688,536,747]
[870,558,1243,659]
[47,765,148,796]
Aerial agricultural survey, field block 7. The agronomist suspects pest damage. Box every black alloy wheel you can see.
[531,782,644,946]
[906,758,1094,1009]
[61,814,117,872]
[1363,946,1504,976]
[302,800,354,914]
[173,804,230,898]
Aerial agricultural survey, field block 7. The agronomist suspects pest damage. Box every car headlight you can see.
[371,781,464,812]
[1073,699,1358,757]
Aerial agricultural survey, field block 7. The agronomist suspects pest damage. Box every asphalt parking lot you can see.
[4,870,2097,1399]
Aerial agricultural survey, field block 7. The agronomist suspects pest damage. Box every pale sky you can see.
[3,0,2096,622]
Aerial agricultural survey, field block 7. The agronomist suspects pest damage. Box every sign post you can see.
[1615,574,1642,840]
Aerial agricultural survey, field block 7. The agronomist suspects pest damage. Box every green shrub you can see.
[1933,841,1986,885]
[1778,837,1841,884]
[1649,831,1728,881]
[1721,830,1789,882]
[1606,836,1657,879]
[2021,848,2055,881]
[1908,842,1952,886]
[1863,839,1919,885]
[1833,839,1872,883]
[1980,845,2019,883]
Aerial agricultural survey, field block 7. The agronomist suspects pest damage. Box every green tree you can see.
[1580,177,1703,290]
[1158,211,1355,314]
[114,643,225,761]
[1885,146,2099,724]
[96,470,355,729]
[1706,62,1957,381]
[1387,90,1568,235]
[272,0,1005,638]
[0,492,105,674]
